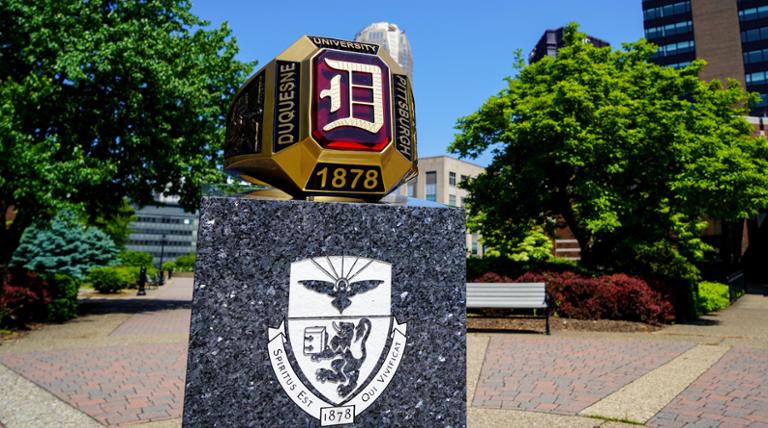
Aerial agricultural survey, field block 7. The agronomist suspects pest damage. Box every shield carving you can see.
[268,256,407,426]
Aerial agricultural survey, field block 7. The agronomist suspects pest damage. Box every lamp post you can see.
[158,233,167,286]
[137,265,147,296]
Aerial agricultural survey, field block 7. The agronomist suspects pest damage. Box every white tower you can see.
[354,22,413,80]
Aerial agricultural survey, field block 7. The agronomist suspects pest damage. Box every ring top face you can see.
[224,36,417,201]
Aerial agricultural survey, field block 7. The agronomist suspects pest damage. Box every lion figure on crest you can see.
[312,318,372,398]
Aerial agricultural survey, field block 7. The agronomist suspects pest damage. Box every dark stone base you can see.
[183,197,466,427]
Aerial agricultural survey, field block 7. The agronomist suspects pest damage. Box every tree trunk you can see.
[556,191,593,268]
[0,206,25,265]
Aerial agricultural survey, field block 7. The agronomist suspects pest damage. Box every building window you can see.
[471,233,479,256]
[425,171,437,202]
[449,172,456,187]
[368,31,384,42]
[746,71,768,85]
[669,61,691,69]
[750,93,768,109]
[449,194,457,206]
[744,48,768,64]
[742,27,768,43]
[407,179,416,197]
[461,197,466,207]
[739,5,768,22]
[653,40,695,58]
[643,1,691,20]
[644,20,692,40]
[460,175,469,184]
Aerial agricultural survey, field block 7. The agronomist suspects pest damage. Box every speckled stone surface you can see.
[183,197,467,427]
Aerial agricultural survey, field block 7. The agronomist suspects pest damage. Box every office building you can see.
[354,22,413,79]
[125,194,199,266]
[529,27,610,63]
[642,0,768,114]
[396,156,486,256]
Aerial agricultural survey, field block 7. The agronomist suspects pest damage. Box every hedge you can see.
[174,253,196,272]
[695,281,730,314]
[473,270,675,325]
[46,274,80,322]
[0,268,80,327]
[88,266,133,293]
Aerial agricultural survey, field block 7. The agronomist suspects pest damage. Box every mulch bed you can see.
[468,316,662,333]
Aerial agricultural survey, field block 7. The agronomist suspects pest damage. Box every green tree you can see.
[10,210,118,279]
[90,200,136,249]
[0,0,254,262]
[451,24,768,283]
[117,250,153,267]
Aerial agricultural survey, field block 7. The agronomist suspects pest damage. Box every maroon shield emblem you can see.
[312,50,391,152]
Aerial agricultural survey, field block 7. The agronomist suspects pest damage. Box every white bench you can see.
[466,282,550,335]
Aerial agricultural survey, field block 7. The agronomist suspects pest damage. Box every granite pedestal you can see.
[183,197,466,427]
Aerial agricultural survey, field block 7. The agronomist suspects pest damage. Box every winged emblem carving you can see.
[299,257,383,313]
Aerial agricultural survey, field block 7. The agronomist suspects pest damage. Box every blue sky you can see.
[191,0,645,166]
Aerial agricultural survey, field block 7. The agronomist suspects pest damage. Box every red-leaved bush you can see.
[471,272,514,283]
[475,270,674,325]
[0,267,52,328]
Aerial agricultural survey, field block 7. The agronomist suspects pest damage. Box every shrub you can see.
[467,255,587,284]
[0,267,51,327]
[88,266,133,293]
[472,272,515,283]
[10,210,118,279]
[117,250,153,267]
[174,253,196,272]
[46,274,80,322]
[507,228,553,263]
[606,274,675,323]
[117,265,157,288]
[695,281,730,314]
[478,270,675,324]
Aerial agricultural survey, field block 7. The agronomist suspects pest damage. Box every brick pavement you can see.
[0,343,187,426]
[648,347,768,428]
[110,310,191,337]
[0,277,765,427]
[154,279,194,302]
[473,335,694,415]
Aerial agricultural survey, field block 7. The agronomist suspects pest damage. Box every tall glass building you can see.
[354,22,413,79]
[642,0,768,115]
[125,194,198,266]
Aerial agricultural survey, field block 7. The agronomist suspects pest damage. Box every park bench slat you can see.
[466,282,550,335]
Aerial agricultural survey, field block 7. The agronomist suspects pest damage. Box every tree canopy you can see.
[451,24,768,282]
[0,0,254,262]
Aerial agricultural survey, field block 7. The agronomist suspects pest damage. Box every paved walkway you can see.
[0,280,766,427]
[0,278,192,427]
[468,284,768,428]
